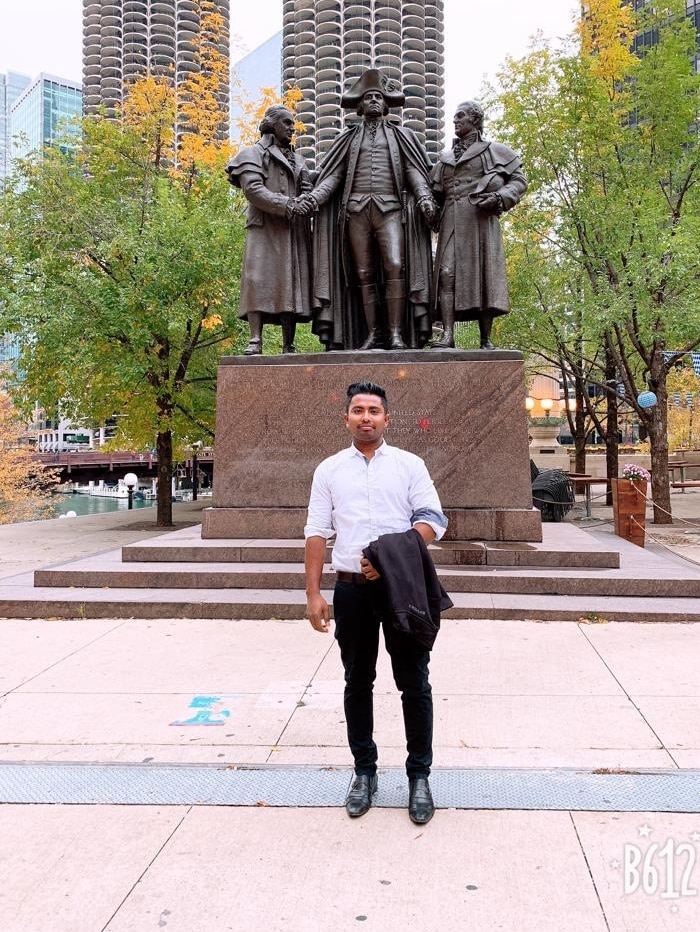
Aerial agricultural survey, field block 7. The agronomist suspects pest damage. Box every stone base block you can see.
[207,349,542,543]
[202,506,542,543]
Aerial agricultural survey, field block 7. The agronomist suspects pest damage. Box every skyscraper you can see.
[10,74,82,165]
[82,0,230,135]
[0,71,31,181]
[282,0,445,168]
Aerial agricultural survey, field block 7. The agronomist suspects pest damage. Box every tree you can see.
[0,392,59,524]
[0,68,248,527]
[488,0,700,522]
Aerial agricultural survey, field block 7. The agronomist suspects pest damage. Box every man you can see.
[431,100,527,349]
[306,70,437,351]
[304,381,447,823]
[226,105,313,355]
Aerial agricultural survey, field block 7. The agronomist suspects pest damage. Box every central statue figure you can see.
[307,69,437,351]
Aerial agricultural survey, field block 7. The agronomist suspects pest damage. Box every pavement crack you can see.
[99,805,192,932]
[568,811,612,931]
[0,619,128,699]
[576,623,673,762]
[267,639,337,761]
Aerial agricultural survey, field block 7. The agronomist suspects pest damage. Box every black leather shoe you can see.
[345,774,378,818]
[408,777,434,824]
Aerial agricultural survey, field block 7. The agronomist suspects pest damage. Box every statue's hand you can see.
[286,196,311,219]
[293,194,316,218]
[419,196,438,226]
[478,192,504,215]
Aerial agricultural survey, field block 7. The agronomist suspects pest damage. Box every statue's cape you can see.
[312,122,434,350]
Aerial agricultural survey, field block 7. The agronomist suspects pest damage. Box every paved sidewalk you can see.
[1,499,700,931]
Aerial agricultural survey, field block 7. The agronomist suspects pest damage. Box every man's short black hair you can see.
[346,381,388,412]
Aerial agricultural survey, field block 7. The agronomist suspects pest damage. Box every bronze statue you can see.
[431,101,527,349]
[225,106,314,355]
[306,69,437,351]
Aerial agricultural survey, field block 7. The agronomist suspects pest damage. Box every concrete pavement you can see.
[1,495,700,930]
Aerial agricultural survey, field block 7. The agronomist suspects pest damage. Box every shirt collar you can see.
[349,439,390,459]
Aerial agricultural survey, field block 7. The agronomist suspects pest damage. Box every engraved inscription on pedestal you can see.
[211,354,533,511]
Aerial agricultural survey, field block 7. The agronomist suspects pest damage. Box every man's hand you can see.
[360,556,381,581]
[306,592,331,633]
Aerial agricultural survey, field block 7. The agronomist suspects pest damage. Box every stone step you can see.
[32,559,700,598]
[0,583,699,623]
[121,525,621,569]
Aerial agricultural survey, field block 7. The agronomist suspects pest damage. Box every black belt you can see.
[336,571,373,585]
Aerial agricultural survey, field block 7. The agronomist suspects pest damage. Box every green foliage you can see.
[0,79,249,523]
[484,0,700,519]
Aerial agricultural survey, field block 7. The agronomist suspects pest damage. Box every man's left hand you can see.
[360,556,381,581]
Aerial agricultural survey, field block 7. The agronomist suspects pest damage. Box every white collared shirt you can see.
[304,441,448,573]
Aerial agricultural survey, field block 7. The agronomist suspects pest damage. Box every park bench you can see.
[671,481,700,489]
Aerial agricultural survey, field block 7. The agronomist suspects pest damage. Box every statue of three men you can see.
[227,70,527,354]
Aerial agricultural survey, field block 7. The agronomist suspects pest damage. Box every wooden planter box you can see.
[612,478,648,548]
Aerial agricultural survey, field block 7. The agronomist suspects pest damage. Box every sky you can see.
[0,0,579,114]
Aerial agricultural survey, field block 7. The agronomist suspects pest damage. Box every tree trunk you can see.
[604,347,618,506]
[573,374,587,474]
[647,366,672,525]
[156,429,174,527]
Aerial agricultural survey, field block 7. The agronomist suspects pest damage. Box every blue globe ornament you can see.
[637,390,657,409]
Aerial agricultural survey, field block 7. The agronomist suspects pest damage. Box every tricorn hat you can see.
[340,68,405,109]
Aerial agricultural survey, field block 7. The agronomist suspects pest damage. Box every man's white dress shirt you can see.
[304,441,448,573]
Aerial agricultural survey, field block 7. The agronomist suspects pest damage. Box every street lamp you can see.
[191,442,203,502]
[124,472,138,510]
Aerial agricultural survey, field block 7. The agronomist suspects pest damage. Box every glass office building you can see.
[0,71,31,181]
[10,74,82,164]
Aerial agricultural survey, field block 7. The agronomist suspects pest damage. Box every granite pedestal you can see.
[202,350,541,542]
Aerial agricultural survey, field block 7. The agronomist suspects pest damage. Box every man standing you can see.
[431,100,527,349]
[226,105,313,355]
[304,381,447,823]
[307,70,437,351]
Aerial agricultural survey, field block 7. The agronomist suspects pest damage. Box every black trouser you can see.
[333,579,433,780]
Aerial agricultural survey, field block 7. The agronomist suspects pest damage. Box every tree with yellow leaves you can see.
[491,0,700,522]
[0,393,59,524]
[0,70,248,527]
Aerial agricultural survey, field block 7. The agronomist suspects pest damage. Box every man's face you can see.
[454,105,477,139]
[361,90,385,119]
[272,110,295,147]
[344,393,389,444]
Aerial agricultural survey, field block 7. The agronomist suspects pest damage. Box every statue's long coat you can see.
[432,138,527,319]
[226,135,312,324]
[311,122,435,350]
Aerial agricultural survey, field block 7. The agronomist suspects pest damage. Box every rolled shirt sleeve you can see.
[408,459,448,541]
[303,462,336,541]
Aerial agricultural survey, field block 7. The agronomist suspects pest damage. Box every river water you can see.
[52,493,156,518]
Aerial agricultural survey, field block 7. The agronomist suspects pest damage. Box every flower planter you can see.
[612,478,648,547]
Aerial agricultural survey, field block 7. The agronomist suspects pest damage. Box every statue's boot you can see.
[281,314,296,354]
[479,312,495,350]
[432,293,455,348]
[386,279,407,350]
[358,284,382,350]
[243,312,263,355]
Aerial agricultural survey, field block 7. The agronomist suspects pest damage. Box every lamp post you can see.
[124,472,138,510]
[191,441,203,502]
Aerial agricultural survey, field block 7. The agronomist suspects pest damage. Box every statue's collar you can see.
[441,138,490,165]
